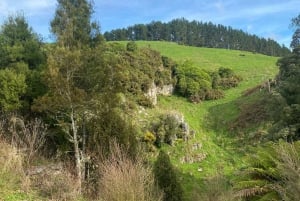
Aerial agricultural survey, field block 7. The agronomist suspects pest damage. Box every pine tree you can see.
[50,0,102,48]
[0,14,46,111]
[291,14,300,49]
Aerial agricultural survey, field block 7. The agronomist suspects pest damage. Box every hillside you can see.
[124,41,280,200]
[104,18,291,56]
[1,1,299,200]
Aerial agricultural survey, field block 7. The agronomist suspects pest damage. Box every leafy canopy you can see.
[0,69,26,111]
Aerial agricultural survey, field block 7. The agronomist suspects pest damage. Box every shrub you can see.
[98,141,163,201]
[143,131,156,143]
[175,60,212,100]
[154,151,183,201]
[127,41,138,52]
[216,67,242,89]
[7,116,47,165]
[218,67,234,78]
[205,89,225,100]
[151,113,185,146]
[30,167,79,201]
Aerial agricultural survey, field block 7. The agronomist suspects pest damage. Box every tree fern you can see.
[234,143,280,200]
[234,141,300,200]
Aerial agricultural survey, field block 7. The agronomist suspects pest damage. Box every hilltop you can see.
[104,18,291,57]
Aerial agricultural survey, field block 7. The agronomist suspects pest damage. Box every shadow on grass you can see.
[204,90,276,149]
[180,170,236,201]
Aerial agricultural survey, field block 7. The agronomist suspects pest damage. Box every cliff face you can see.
[145,82,174,105]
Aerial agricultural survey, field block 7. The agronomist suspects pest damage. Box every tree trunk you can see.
[70,108,82,193]
[82,114,87,181]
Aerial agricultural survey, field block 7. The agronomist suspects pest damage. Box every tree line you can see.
[104,18,291,57]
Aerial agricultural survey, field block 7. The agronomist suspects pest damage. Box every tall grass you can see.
[275,141,300,201]
[0,140,32,200]
[97,141,163,201]
[0,123,80,201]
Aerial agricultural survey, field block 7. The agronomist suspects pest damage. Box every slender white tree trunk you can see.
[70,108,82,193]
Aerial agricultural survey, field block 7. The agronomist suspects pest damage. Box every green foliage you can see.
[291,13,300,49]
[0,69,27,111]
[277,48,300,105]
[234,141,300,201]
[50,0,102,47]
[127,41,138,52]
[234,143,281,200]
[97,43,174,106]
[149,113,187,147]
[143,131,156,143]
[0,14,45,70]
[0,14,46,112]
[269,47,300,141]
[33,46,86,113]
[174,61,239,102]
[154,151,183,201]
[215,67,242,89]
[105,18,290,56]
[218,67,234,78]
[272,16,300,141]
[88,95,139,159]
[175,60,212,101]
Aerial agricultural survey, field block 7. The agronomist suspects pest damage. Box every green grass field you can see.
[127,41,280,200]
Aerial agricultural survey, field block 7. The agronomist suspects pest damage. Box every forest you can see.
[0,0,300,201]
[104,18,291,57]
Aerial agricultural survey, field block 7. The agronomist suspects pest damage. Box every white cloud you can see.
[0,0,55,17]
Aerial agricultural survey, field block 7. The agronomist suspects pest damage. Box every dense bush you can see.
[215,67,242,89]
[126,41,138,52]
[175,62,239,102]
[267,47,300,141]
[103,43,175,106]
[150,113,186,147]
[175,60,211,101]
[154,151,183,201]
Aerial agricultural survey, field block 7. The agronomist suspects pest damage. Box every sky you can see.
[0,0,299,47]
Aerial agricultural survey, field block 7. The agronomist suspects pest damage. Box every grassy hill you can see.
[121,41,280,200]
[0,40,280,201]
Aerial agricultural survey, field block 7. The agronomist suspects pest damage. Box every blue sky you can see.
[0,0,299,47]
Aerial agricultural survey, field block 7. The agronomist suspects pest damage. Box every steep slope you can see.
[127,41,279,200]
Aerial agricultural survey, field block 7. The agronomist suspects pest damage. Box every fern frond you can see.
[235,186,268,198]
[258,191,279,201]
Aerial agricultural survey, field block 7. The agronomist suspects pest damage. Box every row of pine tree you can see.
[104,18,291,57]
